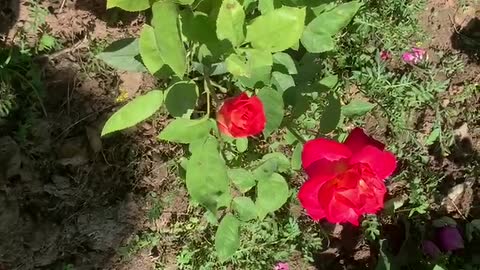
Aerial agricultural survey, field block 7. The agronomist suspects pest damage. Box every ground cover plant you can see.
[0,0,479,269]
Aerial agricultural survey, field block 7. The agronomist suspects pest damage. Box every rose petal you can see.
[326,195,360,225]
[436,226,464,252]
[344,128,385,153]
[302,138,352,172]
[298,176,330,221]
[349,145,397,179]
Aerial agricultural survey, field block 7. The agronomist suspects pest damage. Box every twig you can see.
[49,36,88,59]
[59,0,67,13]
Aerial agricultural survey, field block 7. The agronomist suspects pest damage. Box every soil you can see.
[0,0,479,269]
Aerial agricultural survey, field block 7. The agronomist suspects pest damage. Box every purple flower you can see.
[436,226,464,252]
[274,262,289,270]
[422,240,441,258]
[402,47,427,64]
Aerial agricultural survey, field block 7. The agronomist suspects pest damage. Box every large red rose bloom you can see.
[216,92,266,138]
[298,128,397,225]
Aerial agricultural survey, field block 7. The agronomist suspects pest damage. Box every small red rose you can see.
[216,92,266,138]
[298,128,397,225]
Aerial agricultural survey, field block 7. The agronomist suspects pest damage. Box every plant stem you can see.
[286,123,306,144]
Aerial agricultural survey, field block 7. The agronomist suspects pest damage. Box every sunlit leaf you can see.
[97,38,146,72]
[216,0,245,47]
[102,90,163,136]
[257,87,284,137]
[256,173,289,219]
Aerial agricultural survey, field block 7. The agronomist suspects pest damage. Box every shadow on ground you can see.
[451,18,480,64]
[0,48,157,269]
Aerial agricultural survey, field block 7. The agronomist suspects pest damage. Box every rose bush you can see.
[298,128,397,225]
[216,92,266,138]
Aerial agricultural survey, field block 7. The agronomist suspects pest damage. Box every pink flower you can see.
[402,47,427,64]
[274,262,289,270]
[380,50,391,61]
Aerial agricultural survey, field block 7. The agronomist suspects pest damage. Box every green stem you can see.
[286,123,306,144]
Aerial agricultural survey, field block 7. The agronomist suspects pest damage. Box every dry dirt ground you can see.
[0,0,479,269]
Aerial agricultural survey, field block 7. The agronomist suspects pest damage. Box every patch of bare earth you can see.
[0,0,187,269]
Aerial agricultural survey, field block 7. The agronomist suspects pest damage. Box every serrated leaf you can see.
[187,136,229,213]
[151,1,187,77]
[271,71,295,92]
[342,100,375,117]
[235,138,248,152]
[291,143,303,170]
[256,173,289,219]
[253,152,290,180]
[246,6,306,52]
[257,87,284,137]
[226,54,249,77]
[216,0,245,47]
[319,93,341,134]
[158,118,212,144]
[215,214,240,261]
[301,1,361,53]
[102,90,163,136]
[273,52,297,74]
[237,49,272,88]
[258,0,274,14]
[139,25,165,75]
[97,38,146,72]
[233,197,257,221]
[301,31,335,53]
[307,1,362,36]
[164,81,198,117]
[228,168,256,193]
[107,0,150,11]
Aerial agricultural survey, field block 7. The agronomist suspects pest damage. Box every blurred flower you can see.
[422,240,441,258]
[380,50,391,61]
[436,226,464,252]
[274,262,289,270]
[402,47,427,64]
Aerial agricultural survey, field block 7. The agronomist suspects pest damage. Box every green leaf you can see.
[228,168,256,193]
[246,6,306,52]
[257,87,284,137]
[97,38,146,72]
[102,90,163,136]
[235,138,248,153]
[233,197,257,221]
[106,0,150,11]
[139,25,165,75]
[187,136,229,212]
[271,71,295,92]
[239,49,273,88]
[301,1,361,53]
[342,100,375,117]
[226,54,249,77]
[151,1,187,77]
[301,30,335,53]
[425,127,441,146]
[319,93,341,134]
[273,52,297,74]
[215,214,240,261]
[164,81,198,117]
[216,0,245,47]
[291,143,303,170]
[433,265,446,270]
[258,0,274,14]
[256,173,289,219]
[253,152,290,180]
[158,118,212,143]
[176,0,195,4]
[308,1,362,36]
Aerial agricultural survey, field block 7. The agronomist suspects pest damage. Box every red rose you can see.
[216,92,266,138]
[298,128,397,225]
